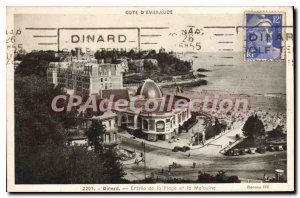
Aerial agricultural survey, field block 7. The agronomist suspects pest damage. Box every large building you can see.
[113,79,191,141]
[47,48,127,96]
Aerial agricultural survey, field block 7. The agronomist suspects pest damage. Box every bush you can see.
[267,125,285,138]
[242,115,265,138]
[205,118,222,140]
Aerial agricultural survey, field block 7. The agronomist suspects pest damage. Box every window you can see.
[121,115,127,125]
[128,115,134,127]
[108,120,111,129]
[156,121,165,132]
[183,111,186,120]
[105,134,110,143]
[143,120,148,130]
[137,117,141,128]
[149,120,155,130]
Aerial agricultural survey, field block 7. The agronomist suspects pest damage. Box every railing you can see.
[219,137,244,154]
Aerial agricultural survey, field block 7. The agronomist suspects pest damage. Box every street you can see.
[120,133,287,182]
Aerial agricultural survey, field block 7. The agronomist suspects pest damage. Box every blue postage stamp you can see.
[245,13,284,60]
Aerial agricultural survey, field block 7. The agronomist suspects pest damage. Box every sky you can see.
[13,12,244,53]
[11,7,292,54]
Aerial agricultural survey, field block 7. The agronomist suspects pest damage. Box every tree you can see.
[198,171,214,183]
[204,122,214,140]
[205,118,222,140]
[65,145,107,184]
[227,176,240,183]
[15,74,125,184]
[220,121,227,132]
[14,52,26,61]
[127,49,138,59]
[63,108,79,130]
[145,50,157,59]
[242,115,265,139]
[215,170,227,183]
[214,118,222,134]
[70,49,76,56]
[15,74,67,183]
[14,51,126,184]
[102,148,126,183]
[197,170,240,183]
[85,119,106,152]
[15,51,58,77]
[128,61,136,72]
[268,125,285,138]
[143,60,158,72]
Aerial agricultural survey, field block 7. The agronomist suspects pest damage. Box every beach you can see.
[163,52,286,114]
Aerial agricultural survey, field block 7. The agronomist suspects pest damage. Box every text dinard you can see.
[71,34,127,43]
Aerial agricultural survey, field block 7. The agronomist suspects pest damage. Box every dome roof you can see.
[136,79,163,99]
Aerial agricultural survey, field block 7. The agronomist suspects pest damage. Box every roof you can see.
[66,129,86,140]
[101,89,130,102]
[136,79,163,99]
[91,111,116,120]
[112,94,190,115]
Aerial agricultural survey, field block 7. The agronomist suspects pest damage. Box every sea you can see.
[162,52,287,113]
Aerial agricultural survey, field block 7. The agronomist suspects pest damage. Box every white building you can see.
[68,111,120,148]
[113,79,191,141]
[47,48,125,96]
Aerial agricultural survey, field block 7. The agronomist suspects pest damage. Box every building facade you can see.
[68,111,120,148]
[113,79,191,141]
[47,48,127,96]
[86,111,119,147]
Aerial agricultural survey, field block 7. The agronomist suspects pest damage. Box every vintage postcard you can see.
[6,7,294,192]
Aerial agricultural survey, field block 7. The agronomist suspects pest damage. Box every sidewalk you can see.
[118,120,245,152]
[190,121,245,150]
[118,132,183,149]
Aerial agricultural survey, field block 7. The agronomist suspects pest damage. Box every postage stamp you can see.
[6,7,294,192]
[245,12,285,61]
